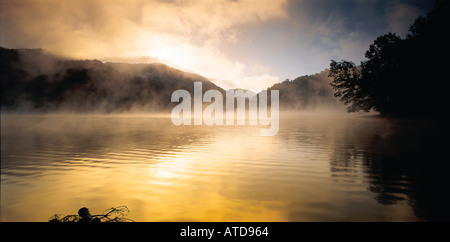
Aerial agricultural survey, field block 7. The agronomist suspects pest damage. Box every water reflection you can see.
[1,114,449,221]
[329,117,450,221]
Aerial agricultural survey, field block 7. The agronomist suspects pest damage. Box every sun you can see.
[148,46,192,70]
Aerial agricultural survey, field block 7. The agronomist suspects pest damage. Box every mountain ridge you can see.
[1,47,342,113]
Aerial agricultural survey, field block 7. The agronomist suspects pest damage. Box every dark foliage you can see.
[329,1,450,118]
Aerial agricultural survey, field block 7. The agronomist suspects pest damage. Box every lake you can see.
[1,114,449,221]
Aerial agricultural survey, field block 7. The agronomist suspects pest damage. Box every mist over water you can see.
[2,113,448,221]
[2,0,449,225]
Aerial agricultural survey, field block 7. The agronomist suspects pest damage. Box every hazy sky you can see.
[0,0,435,91]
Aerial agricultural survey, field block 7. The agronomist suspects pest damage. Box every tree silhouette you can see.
[329,1,450,118]
[328,60,365,112]
[360,33,404,116]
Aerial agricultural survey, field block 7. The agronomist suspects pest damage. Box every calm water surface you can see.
[1,114,449,221]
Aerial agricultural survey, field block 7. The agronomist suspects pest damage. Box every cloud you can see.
[385,2,422,37]
[0,0,288,90]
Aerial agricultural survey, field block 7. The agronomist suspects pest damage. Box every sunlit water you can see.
[1,114,449,221]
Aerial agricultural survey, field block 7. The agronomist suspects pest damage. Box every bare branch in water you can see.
[48,206,134,222]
